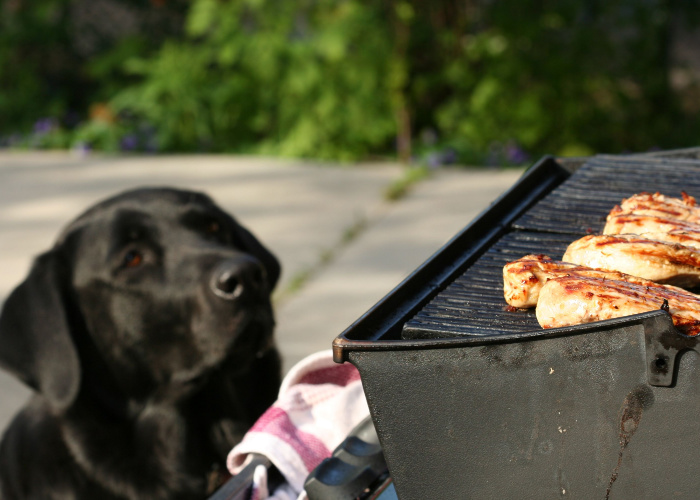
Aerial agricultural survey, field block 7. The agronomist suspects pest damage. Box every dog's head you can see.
[0,188,280,411]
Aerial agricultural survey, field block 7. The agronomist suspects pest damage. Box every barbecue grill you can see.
[333,152,700,499]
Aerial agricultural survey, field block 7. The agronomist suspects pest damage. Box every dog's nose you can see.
[211,257,266,300]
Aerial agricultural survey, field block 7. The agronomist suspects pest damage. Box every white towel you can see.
[227,350,370,500]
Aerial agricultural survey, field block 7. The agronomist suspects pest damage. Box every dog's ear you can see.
[0,251,80,411]
[228,218,281,291]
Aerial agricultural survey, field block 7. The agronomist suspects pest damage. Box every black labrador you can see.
[0,188,282,499]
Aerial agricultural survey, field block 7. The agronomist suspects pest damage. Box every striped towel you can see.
[227,350,370,500]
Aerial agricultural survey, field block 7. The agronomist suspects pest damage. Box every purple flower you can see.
[506,142,529,165]
[426,152,442,168]
[72,142,91,156]
[0,134,17,148]
[33,118,55,134]
[441,147,458,165]
[120,134,139,151]
[425,147,459,169]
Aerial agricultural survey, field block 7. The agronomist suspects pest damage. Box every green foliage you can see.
[110,0,397,158]
[431,0,688,157]
[112,42,221,151]
[0,0,72,133]
[2,0,700,161]
[0,0,186,144]
[85,37,151,101]
[70,120,124,152]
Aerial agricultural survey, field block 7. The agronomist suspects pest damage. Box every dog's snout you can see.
[211,257,266,300]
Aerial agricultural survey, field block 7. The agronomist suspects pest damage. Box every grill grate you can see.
[402,231,574,338]
[514,155,700,234]
[402,155,700,339]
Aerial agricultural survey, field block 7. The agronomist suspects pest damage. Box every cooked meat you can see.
[536,274,700,336]
[608,191,700,222]
[563,234,700,287]
[634,231,700,250]
[505,192,700,333]
[604,213,700,238]
[502,254,673,308]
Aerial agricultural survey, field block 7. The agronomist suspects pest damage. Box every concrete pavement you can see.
[0,151,524,432]
[275,167,525,369]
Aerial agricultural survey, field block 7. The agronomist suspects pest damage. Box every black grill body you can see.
[333,152,700,499]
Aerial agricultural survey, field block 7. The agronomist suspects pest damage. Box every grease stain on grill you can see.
[563,333,631,362]
[605,385,655,499]
[538,439,554,455]
[479,342,534,367]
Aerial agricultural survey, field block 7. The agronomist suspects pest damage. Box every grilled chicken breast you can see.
[502,254,675,308]
[536,274,700,336]
[563,234,700,287]
[608,192,700,222]
[604,213,700,238]
[634,231,700,250]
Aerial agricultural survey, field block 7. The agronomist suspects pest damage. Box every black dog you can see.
[0,188,282,499]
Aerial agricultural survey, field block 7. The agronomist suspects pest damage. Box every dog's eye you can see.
[206,221,220,234]
[123,250,143,268]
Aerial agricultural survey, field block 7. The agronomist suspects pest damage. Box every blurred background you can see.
[3,0,700,436]
[2,0,700,163]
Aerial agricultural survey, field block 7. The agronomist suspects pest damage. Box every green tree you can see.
[112,0,398,159]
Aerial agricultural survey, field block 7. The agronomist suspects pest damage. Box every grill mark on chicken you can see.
[608,192,699,222]
[503,254,687,308]
[563,234,700,287]
[635,231,700,250]
[536,275,700,336]
[604,213,700,237]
